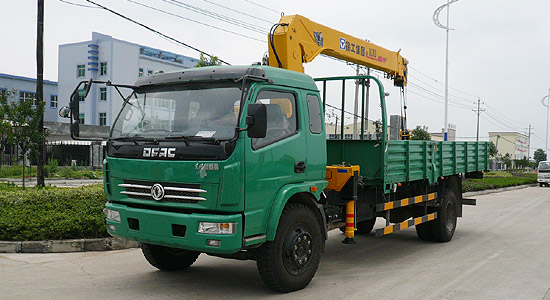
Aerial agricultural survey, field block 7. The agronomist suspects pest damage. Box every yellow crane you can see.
[267,14,409,87]
[268,14,410,139]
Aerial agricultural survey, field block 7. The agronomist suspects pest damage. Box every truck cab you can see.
[102,66,327,254]
[537,160,550,187]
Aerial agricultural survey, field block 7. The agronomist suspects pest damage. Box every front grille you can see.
[118,180,207,204]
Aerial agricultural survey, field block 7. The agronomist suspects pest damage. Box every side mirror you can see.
[71,121,80,138]
[246,103,267,138]
[59,106,70,118]
[69,92,80,121]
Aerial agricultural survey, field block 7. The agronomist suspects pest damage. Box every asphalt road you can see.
[2,187,549,300]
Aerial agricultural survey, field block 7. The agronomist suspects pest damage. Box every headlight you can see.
[198,222,236,234]
[104,208,121,222]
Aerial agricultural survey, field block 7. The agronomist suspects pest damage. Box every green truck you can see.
[62,65,488,292]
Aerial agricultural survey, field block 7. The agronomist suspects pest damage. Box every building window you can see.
[19,91,37,106]
[78,89,86,101]
[148,70,153,76]
[99,88,107,101]
[79,113,85,124]
[100,62,107,75]
[77,64,85,77]
[139,68,144,77]
[50,95,58,108]
[99,112,107,126]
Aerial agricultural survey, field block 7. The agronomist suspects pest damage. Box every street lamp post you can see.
[433,0,459,141]
[542,90,550,160]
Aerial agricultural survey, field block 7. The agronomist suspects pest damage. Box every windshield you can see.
[539,161,550,171]
[111,83,242,140]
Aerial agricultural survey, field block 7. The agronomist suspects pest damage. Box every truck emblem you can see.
[151,183,165,201]
[143,147,176,158]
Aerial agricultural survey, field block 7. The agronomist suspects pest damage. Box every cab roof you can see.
[133,65,318,91]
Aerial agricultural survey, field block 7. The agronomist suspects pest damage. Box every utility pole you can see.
[527,124,532,160]
[472,97,485,142]
[36,0,45,187]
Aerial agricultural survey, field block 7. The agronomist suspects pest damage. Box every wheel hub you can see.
[282,227,314,275]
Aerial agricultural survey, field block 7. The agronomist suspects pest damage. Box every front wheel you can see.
[256,203,323,292]
[540,183,544,187]
[141,243,200,271]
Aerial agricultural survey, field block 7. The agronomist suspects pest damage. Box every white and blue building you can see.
[57,32,199,126]
[0,73,58,122]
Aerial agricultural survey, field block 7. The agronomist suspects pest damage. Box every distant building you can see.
[325,120,380,140]
[0,73,58,123]
[430,124,456,141]
[57,32,199,126]
[489,131,528,160]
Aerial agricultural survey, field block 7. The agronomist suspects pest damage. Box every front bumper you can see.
[106,202,243,254]
[538,177,550,183]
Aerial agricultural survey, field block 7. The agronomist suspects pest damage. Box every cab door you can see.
[243,87,307,237]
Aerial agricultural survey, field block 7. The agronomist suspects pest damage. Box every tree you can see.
[411,126,431,140]
[194,52,221,68]
[514,157,529,169]
[488,141,498,158]
[503,153,512,169]
[0,91,13,173]
[4,93,48,187]
[534,148,546,164]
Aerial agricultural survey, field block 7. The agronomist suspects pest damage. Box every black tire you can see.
[141,243,200,271]
[415,222,433,241]
[540,183,544,187]
[430,191,458,242]
[339,218,376,235]
[256,203,323,292]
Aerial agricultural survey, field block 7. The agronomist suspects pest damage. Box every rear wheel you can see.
[430,191,458,242]
[141,243,200,271]
[415,222,433,241]
[415,191,457,242]
[256,204,323,292]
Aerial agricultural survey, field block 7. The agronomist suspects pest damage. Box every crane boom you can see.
[268,14,408,86]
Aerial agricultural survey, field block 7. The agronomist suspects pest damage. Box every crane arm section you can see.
[268,14,408,86]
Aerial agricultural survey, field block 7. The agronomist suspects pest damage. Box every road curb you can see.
[463,183,537,197]
[0,237,139,254]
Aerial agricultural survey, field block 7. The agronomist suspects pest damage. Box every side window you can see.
[307,95,322,134]
[252,90,297,149]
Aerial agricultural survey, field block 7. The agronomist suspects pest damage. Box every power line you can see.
[408,65,479,98]
[243,0,280,14]
[201,0,272,24]
[84,0,231,64]
[484,103,528,126]
[160,0,269,35]
[125,0,266,43]
[58,0,97,8]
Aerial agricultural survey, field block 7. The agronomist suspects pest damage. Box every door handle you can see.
[294,161,306,173]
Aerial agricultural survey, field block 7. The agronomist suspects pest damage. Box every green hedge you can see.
[0,184,108,241]
[462,174,537,192]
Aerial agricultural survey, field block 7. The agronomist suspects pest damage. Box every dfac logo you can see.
[151,183,165,201]
[143,147,176,158]
[339,38,346,50]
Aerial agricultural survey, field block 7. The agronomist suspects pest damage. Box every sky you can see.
[2,0,550,157]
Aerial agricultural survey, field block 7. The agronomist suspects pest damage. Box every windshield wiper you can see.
[112,135,159,145]
[164,135,221,145]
